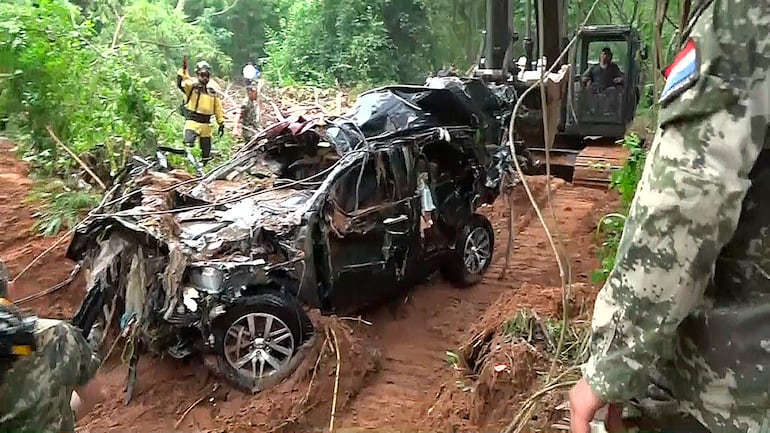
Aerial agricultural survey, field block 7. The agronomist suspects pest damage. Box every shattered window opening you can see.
[331,151,398,216]
[388,146,412,200]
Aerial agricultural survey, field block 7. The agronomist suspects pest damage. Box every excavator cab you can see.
[472,0,647,187]
[562,25,644,139]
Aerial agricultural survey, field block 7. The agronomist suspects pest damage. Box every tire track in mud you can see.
[336,178,617,431]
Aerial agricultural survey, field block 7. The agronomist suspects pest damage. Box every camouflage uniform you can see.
[0,320,100,432]
[583,1,770,432]
[240,97,258,144]
[0,266,101,432]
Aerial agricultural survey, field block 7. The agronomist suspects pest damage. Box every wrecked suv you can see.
[67,78,515,394]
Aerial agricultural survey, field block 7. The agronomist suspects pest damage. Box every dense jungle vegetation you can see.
[0,0,689,270]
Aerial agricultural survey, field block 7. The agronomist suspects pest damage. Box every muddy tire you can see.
[212,291,314,392]
[440,214,494,287]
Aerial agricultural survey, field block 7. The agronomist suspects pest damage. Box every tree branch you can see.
[116,40,186,49]
[190,0,241,25]
[110,15,125,49]
[610,0,627,23]
[45,125,107,190]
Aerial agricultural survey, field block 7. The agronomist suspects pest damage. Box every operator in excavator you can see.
[569,1,770,433]
[580,47,623,89]
[0,260,106,432]
[177,57,226,166]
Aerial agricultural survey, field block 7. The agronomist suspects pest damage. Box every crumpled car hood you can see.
[174,186,314,259]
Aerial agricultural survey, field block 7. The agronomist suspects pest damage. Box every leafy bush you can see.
[591,132,647,283]
[27,179,101,237]
[0,0,232,235]
[264,0,434,86]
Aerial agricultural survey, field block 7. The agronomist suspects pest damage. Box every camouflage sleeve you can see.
[71,325,101,387]
[583,0,770,403]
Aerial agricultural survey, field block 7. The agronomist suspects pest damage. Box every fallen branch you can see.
[45,125,107,190]
[175,384,218,428]
[338,316,373,326]
[10,225,80,283]
[503,367,580,433]
[303,336,329,405]
[10,179,120,283]
[110,15,125,48]
[328,325,341,433]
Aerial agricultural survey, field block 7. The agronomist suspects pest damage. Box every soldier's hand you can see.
[569,378,606,433]
[218,123,225,137]
[182,55,188,71]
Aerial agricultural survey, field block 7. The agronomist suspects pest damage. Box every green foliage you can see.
[26,179,101,237]
[0,0,229,176]
[591,132,647,283]
[502,309,589,365]
[264,0,407,87]
[0,0,689,241]
[0,0,232,235]
[609,132,646,208]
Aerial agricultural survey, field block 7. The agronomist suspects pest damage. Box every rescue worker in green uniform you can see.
[177,59,226,165]
[239,83,259,145]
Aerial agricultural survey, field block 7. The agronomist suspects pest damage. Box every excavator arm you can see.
[475,0,568,81]
[474,0,644,188]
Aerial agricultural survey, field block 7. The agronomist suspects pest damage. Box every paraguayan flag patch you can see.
[659,38,700,106]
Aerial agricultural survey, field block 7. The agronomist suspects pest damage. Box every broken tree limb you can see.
[110,15,125,48]
[45,125,107,190]
[175,384,217,428]
[328,325,341,433]
[499,183,515,280]
[269,101,285,121]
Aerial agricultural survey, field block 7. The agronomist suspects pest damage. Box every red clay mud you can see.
[0,139,83,318]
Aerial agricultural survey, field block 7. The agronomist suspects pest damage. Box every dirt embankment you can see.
[0,137,620,432]
[0,139,83,318]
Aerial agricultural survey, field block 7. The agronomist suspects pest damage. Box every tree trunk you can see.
[652,0,669,126]
[678,0,692,44]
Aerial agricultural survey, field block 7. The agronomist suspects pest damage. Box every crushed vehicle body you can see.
[67,77,517,395]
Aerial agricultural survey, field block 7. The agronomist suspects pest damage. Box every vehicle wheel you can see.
[440,214,494,287]
[212,291,314,392]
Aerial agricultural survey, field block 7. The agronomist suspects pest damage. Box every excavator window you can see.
[575,37,631,125]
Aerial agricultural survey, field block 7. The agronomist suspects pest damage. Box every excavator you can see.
[473,0,647,187]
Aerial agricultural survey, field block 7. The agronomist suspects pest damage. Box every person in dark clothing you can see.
[581,47,624,89]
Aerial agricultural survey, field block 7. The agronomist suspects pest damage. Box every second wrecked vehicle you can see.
[67,78,516,396]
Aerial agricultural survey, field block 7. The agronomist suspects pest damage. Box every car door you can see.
[321,148,419,313]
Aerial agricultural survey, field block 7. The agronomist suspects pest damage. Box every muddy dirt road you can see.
[0,137,619,432]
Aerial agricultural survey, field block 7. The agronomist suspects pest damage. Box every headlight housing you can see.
[187,266,224,293]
